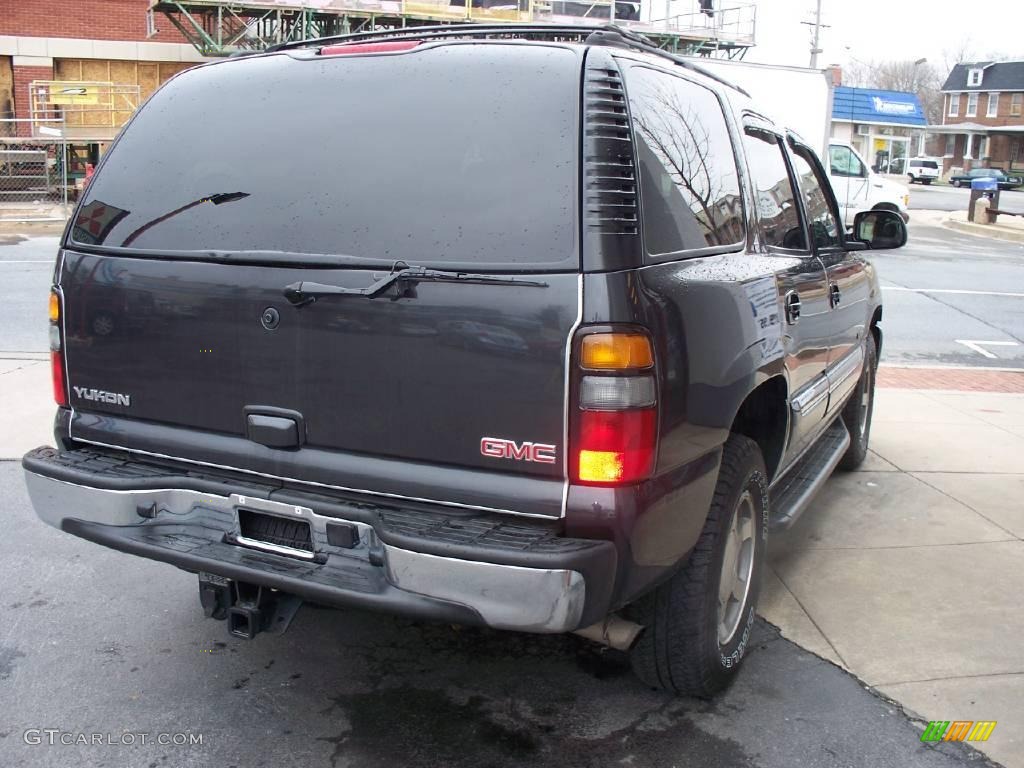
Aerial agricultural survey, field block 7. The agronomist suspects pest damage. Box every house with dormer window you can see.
[927,61,1024,176]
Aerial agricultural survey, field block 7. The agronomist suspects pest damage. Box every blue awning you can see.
[832,86,926,127]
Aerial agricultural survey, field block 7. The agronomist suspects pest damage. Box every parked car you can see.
[827,142,910,223]
[907,157,940,185]
[23,24,905,698]
[949,167,1023,189]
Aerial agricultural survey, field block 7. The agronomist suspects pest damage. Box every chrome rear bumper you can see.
[24,469,589,633]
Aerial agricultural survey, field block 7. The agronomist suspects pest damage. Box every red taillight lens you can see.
[320,40,421,56]
[573,408,656,484]
[51,350,66,406]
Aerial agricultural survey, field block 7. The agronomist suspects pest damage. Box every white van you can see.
[907,157,940,185]
[827,142,910,225]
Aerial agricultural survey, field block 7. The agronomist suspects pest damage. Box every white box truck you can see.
[695,58,910,224]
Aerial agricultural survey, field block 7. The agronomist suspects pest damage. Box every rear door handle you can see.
[830,283,841,307]
[784,291,801,324]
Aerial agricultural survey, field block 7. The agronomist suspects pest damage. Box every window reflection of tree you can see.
[631,78,742,249]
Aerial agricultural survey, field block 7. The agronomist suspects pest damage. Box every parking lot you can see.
[1,218,1022,767]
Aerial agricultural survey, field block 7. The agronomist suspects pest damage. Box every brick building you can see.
[927,60,1024,176]
[0,1,207,139]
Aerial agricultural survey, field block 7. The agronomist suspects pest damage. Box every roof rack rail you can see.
[265,22,748,97]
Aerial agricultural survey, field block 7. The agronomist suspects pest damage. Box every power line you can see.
[800,0,830,68]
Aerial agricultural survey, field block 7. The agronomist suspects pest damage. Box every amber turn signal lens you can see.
[48,290,60,324]
[580,333,653,370]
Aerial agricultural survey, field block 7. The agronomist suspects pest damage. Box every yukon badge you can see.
[480,437,557,465]
[72,386,131,407]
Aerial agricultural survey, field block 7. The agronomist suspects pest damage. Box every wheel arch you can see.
[727,375,789,483]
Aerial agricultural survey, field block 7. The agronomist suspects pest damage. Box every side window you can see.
[790,146,842,250]
[828,145,866,178]
[625,66,744,255]
[742,127,806,251]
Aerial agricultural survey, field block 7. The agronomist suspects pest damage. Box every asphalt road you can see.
[0,233,56,355]
[908,183,1024,213]
[0,463,1000,768]
[873,220,1024,368]
[2,225,1022,368]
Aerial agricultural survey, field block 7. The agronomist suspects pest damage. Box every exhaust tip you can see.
[573,615,643,651]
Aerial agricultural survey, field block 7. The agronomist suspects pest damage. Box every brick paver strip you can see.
[877,365,1024,393]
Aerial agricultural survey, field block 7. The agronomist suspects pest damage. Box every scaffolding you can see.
[28,81,142,141]
[151,0,756,57]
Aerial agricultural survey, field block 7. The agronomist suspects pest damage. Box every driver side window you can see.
[742,127,806,251]
[791,146,842,250]
[828,145,866,178]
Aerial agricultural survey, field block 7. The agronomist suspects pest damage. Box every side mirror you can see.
[852,210,907,249]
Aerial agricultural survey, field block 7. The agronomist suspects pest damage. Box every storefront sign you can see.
[871,97,917,116]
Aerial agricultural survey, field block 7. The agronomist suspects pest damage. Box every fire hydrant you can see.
[973,195,993,225]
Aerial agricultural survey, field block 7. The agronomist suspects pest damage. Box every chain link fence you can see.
[0,119,70,222]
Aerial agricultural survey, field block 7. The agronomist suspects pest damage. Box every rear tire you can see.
[838,335,877,470]
[629,434,768,697]
[923,179,932,185]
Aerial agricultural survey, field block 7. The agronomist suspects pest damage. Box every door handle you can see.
[830,283,841,307]
[784,291,801,324]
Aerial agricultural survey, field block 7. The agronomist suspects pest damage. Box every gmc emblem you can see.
[480,437,557,465]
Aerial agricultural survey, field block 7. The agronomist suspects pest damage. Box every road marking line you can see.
[0,260,53,264]
[883,287,1024,298]
[954,339,1020,359]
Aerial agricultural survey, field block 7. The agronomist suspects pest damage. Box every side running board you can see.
[768,418,850,531]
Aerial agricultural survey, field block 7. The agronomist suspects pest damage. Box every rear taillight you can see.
[49,288,66,406]
[571,331,658,485]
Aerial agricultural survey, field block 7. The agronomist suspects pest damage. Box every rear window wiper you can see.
[283,264,548,307]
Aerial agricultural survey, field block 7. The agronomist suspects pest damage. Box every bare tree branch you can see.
[840,58,943,125]
[632,83,729,245]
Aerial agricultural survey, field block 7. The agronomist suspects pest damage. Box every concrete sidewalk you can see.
[3,359,1022,765]
[945,209,1024,243]
[762,384,1024,768]
[911,207,1024,244]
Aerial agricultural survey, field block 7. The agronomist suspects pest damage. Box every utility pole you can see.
[800,0,829,69]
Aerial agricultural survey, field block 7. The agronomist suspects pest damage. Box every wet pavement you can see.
[0,463,1000,768]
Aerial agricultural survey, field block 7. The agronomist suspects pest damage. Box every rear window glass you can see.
[912,160,938,169]
[71,45,579,270]
[625,66,744,256]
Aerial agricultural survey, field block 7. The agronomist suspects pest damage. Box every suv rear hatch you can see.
[58,43,582,517]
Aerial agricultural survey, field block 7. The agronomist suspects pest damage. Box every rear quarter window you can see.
[624,65,744,257]
[70,45,580,270]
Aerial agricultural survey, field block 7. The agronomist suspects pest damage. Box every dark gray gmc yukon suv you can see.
[22,24,905,697]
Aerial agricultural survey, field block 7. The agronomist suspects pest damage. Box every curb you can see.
[944,218,1024,243]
